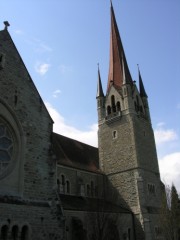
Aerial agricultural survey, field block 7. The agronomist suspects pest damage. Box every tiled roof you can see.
[52,133,100,173]
[107,2,133,92]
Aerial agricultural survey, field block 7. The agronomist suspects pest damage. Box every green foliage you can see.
[160,184,180,240]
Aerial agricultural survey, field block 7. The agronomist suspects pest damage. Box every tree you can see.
[159,184,180,240]
[87,211,120,240]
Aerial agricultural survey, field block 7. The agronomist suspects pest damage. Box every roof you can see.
[52,133,100,173]
[107,2,133,92]
[0,28,53,124]
[60,194,131,214]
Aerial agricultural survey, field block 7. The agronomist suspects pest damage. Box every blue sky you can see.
[1,0,180,192]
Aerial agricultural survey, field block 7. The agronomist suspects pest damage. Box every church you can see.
[0,2,163,240]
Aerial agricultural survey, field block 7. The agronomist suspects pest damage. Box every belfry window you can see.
[111,95,116,112]
[117,101,121,111]
[107,106,111,115]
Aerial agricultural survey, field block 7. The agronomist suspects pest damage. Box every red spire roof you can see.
[107,2,133,92]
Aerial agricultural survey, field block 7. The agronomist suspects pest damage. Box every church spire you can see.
[107,1,132,92]
[96,64,104,98]
[138,65,147,98]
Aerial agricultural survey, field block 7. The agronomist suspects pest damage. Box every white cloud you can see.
[159,152,180,193]
[154,123,178,145]
[53,89,61,98]
[45,102,98,147]
[35,62,51,75]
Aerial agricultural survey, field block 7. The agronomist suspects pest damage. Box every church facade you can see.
[0,3,163,240]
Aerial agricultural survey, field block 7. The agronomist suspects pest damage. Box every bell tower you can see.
[97,3,162,240]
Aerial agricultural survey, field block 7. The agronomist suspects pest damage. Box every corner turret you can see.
[138,66,151,122]
[96,65,105,124]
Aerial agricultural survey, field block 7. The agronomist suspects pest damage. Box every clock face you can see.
[0,121,15,177]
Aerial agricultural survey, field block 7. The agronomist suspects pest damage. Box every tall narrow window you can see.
[66,180,70,194]
[61,175,65,185]
[1,225,8,240]
[21,226,29,240]
[117,101,121,111]
[111,95,116,112]
[107,106,111,115]
[12,225,18,240]
[60,175,65,193]
[112,130,117,139]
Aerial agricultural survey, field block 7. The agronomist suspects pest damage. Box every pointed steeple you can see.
[107,1,133,92]
[96,64,104,98]
[138,65,147,98]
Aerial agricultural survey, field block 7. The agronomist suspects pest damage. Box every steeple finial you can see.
[138,65,147,98]
[3,21,10,30]
[96,63,104,98]
[107,1,132,93]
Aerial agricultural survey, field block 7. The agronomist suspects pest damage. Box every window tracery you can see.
[0,123,14,175]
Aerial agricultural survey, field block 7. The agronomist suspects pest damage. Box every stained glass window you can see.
[0,123,14,173]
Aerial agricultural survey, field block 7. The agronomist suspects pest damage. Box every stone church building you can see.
[0,3,163,240]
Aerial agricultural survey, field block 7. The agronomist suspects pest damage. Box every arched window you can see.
[61,175,65,185]
[1,225,8,240]
[21,226,29,240]
[12,225,18,240]
[60,175,65,193]
[107,106,111,115]
[111,95,116,112]
[116,101,121,111]
[66,180,70,194]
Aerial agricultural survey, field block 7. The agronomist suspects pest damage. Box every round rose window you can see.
[0,123,14,174]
